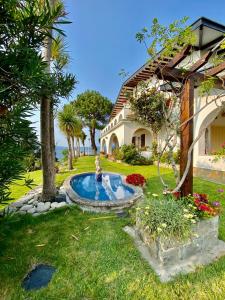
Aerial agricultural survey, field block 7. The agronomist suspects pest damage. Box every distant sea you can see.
[55,145,100,160]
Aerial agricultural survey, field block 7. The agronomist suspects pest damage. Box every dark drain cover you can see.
[116,211,129,218]
[22,264,56,291]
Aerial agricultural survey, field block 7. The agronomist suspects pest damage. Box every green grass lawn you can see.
[1,156,225,299]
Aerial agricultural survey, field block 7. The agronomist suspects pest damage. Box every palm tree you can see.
[71,119,83,158]
[40,0,56,201]
[80,131,87,156]
[58,104,82,170]
[40,0,68,201]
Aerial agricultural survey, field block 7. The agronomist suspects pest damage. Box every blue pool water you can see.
[71,173,135,201]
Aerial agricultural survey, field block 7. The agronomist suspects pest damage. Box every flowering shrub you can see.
[126,173,146,186]
[192,193,221,217]
[136,197,197,240]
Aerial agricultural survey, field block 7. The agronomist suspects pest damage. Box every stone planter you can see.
[124,216,225,282]
[137,216,219,265]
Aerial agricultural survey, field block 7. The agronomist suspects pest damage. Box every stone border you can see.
[63,172,143,212]
[0,186,72,217]
[124,222,225,282]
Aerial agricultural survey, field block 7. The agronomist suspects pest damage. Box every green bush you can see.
[160,150,180,164]
[130,156,153,166]
[136,197,197,241]
[120,145,140,164]
[113,148,124,160]
[120,145,153,165]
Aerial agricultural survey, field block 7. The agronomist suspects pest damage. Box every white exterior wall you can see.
[101,47,225,181]
[193,88,225,172]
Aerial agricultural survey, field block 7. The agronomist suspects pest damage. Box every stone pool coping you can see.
[63,172,144,212]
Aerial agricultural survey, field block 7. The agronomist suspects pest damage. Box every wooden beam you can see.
[158,66,225,90]
[166,45,192,68]
[189,50,213,72]
[180,78,194,197]
[205,61,225,76]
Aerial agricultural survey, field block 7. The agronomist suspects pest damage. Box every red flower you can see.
[126,174,146,186]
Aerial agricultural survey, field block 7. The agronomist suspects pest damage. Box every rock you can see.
[28,198,35,204]
[36,202,51,213]
[33,194,41,202]
[33,200,38,206]
[20,194,35,202]
[6,206,17,214]
[51,202,59,209]
[32,213,41,217]
[11,199,27,208]
[50,201,67,209]
[54,194,66,203]
[57,201,67,208]
[19,211,27,215]
[27,207,36,214]
[20,204,34,211]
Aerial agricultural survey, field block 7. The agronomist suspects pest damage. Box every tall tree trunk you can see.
[83,141,85,156]
[90,127,97,155]
[41,7,56,201]
[71,136,75,158]
[77,139,80,157]
[41,96,56,201]
[67,136,73,170]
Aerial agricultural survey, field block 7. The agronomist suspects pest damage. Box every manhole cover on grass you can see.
[22,264,56,291]
[116,211,129,218]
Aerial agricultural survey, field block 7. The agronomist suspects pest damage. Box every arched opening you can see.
[132,128,152,151]
[101,139,107,154]
[108,133,119,154]
[198,108,225,155]
[119,114,123,121]
[114,119,117,126]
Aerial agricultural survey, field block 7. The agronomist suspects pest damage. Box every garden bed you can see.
[125,215,225,282]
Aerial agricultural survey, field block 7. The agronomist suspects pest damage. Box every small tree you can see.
[58,104,82,170]
[80,131,87,155]
[128,85,166,143]
[73,90,113,154]
[0,0,64,204]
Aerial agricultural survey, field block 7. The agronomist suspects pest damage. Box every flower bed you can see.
[126,174,146,187]
[131,192,225,281]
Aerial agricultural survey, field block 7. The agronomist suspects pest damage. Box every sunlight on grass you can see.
[0,157,225,299]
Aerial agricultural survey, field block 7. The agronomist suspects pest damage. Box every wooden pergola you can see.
[110,18,225,196]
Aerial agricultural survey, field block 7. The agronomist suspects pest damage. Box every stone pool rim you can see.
[63,172,143,210]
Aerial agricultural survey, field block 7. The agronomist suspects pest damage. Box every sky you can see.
[32,0,225,147]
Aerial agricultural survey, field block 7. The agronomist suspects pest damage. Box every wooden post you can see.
[180,78,194,197]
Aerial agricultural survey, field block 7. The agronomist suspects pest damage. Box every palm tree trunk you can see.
[90,127,97,155]
[83,141,85,156]
[41,96,56,201]
[40,6,56,201]
[71,136,75,158]
[67,136,73,170]
[76,139,80,157]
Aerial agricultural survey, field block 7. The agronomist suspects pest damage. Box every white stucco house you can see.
[100,17,225,183]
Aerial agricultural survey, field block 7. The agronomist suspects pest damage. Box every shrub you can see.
[126,174,146,186]
[130,156,153,166]
[136,197,197,240]
[113,148,124,160]
[151,141,158,159]
[120,144,140,164]
[160,150,180,164]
